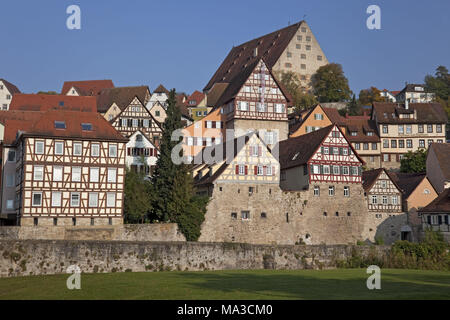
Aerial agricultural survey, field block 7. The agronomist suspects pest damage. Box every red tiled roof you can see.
[388,172,428,199]
[9,94,97,112]
[0,79,21,95]
[343,118,380,143]
[204,21,304,92]
[61,80,114,96]
[153,84,170,95]
[418,188,450,213]
[186,90,206,107]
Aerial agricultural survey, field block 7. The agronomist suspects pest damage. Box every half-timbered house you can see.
[126,130,158,177]
[213,58,291,147]
[61,80,114,96]
[0,110,127,226]
[97,86,150,121]
[110,96,162,147]
[279,124,364,191]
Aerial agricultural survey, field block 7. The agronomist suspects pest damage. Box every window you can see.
[354,143,360,150]
[52,192,62,207]
[73,143,82,156]
[344,186,349,197]
[285,63,292,68]
[342,166,349,175]
[399,140,405,148]
[90,168,99,182]
[109,145,117,157]
[107,193,116,207]
[155,110,160,117]
[241,211,250,220]
[89,193,98,207]
[264,131,275,145]
[323,165,330,174]
[372,143,377,150]
[314,113,324,120]
[91,144,100,157]
[306,35,311,41]
[238,165,246,175]
[427,124,433,133]
[32,192,42,206]
[275,103,285,113]
[317,55,322,61]
[406,139,413,148]
[35,141,44,154]
[418,124,424,133]
[301,27,307,32]
[53,166,63,182]
[380,180,387,189]
[287,51,292,58]
[6,200,14,210]
[363,143,369,150]
[301,64,306,69]
[314,186,320,196]
[382,196,388,205]
[306,45,311,51]
[428,139,433,146]
[436,124,442,133]
[333,166,340,175]
[406,125,412,134]
[312,165,320,174]
[260,212,267,219]
[81,123,93,131]
[231,212,237,220]
[371,195,378,204]
[54,121,66,129]
[392,196,398,205]
[238,101,248,111]
[107,168,117,183]
[382,125,388,134]
[328,186,335,196]
[266,166,273,176]
[398,125,404,134]
[72,167,81,182]
[256,102,266,112]
[71,193,80,207]
[55,142,64,155]
[301,53,306,59]
[419,140,425,148]
[383,154,390,162]
[257,165,264,176]
[391,140,397,148]
[383,140,389,148]
[34,166,44,181]
[297,35,302,41]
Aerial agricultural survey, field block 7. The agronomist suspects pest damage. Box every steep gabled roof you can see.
[362,168,401,192]
[428,143,450,181]
[61,80,114,96]
[186,91,206,107]
[280,124,364,170]
[213,58,291,109]
[388,172,430,199]
[0,79,21,94]
[418,188,450,214]
[153,84,170,95]
[97,86,150,113]
[9,94,97,112]
[371,102,447,124]
[204,21,304,92]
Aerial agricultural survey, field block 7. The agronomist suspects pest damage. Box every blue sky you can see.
[0,0,449,96]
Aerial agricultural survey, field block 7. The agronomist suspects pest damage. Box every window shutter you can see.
[245,165,248,175]
[427,216,431,224]
[445,215,449,225]
[321,147,324,154]
[127,148,130,156]
[272,166,275,176]
[358,167,362,176]
[438,216,442,225]
[263,166,266,175]
[258,146,262,156]
[254,166,257,175]
[320,165,323,174]
[339,148,343,156]
[235,165,239,174]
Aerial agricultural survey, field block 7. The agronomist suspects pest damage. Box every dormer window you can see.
[54,121,66,129]
[367,132,373,136]
[59,101,64,106]
[351,131,357,136]
[189,100,196,105]
[81,123,93,131]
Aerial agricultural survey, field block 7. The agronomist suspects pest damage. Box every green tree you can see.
[278,71,317,110]
[425,65,450,119]
[358,87,385,105]
[151,89,207,240]
[311,63,352,103]
[400,149,427,173]
[347,94,361,116]
[123,168,153,224]
[37,91,58,95]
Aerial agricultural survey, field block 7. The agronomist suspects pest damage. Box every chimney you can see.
[405,99,409,110]
[253,47,258,57]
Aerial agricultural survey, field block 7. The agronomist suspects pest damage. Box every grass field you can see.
[0,269,449,300]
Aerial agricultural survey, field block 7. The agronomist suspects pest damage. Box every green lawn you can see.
[0,269,449,300]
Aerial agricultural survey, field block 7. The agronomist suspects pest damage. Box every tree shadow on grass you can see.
[175,269,450,300]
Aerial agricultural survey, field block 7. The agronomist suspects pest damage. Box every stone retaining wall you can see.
[0,240,390,277]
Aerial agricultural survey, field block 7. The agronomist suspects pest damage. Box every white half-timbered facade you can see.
[126,130,158,177]
[111,96,162,147]
[362,168,402,213]
[279,124,364,191]
[1,110,128,226]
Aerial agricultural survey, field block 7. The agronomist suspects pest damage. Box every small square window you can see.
[54,142,64,155]
[73,143,82,156]
[81,123,93,131]
[54,121,66,129]
[35,141,45,154]
[91,144,100,157]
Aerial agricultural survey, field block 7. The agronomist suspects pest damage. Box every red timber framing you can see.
[308,126,363,184]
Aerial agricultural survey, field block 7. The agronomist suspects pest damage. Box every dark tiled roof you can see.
[97,86,149,113]
[153,84,169,95]
[399,84,430,94]
[0,79,21,94]
[206,83,229,107]
[362,168,401,192]
[418,188,450,213]
[388,172,427,199]
[9,94,97,112]
[322,107,345,125]
[343,118,380,143]
[372,102,447,124]
[204,21,304,92]
[279,125,333,170]
[61,80,114,96]
[429,143,450,180]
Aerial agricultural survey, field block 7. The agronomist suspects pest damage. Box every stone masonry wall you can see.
[0,240,390,278]
[0,223,185,242]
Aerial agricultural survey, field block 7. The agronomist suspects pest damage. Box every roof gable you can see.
[0,79,21,95]
[97,86,150,113]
